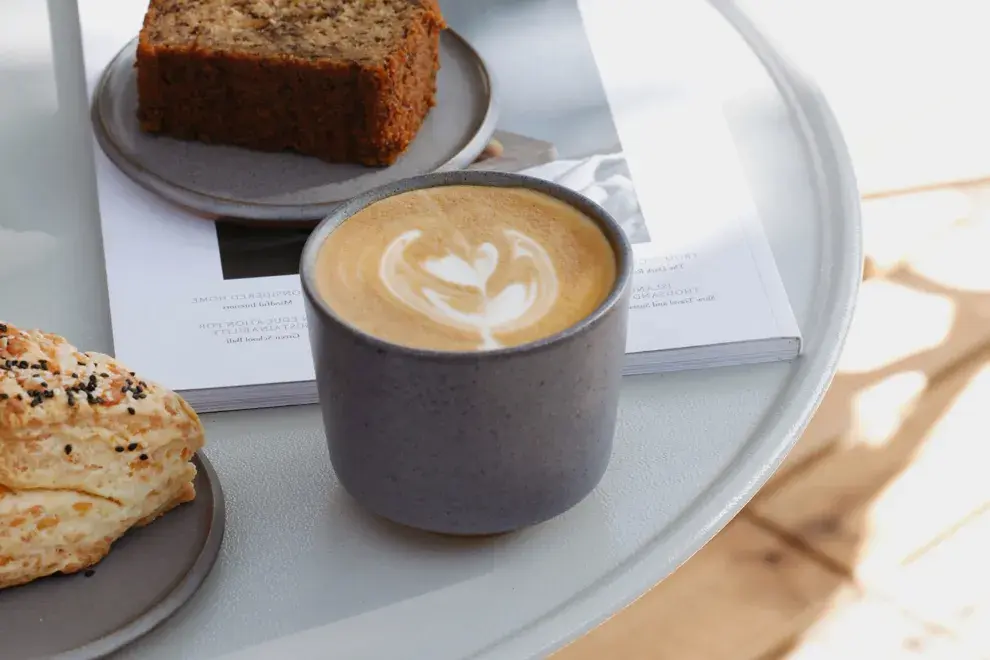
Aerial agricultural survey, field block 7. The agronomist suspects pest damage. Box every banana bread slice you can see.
[135,0,446,167]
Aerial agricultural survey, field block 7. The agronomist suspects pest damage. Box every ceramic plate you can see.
[0,453,225,660]
[90,31,498,222]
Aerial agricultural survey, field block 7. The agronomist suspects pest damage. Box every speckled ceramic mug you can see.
[300,170,633,535]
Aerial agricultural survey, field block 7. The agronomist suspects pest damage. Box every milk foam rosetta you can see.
[378,226,560,350]
[314,185,617,352]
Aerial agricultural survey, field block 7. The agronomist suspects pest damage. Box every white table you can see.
[0,1,861,658]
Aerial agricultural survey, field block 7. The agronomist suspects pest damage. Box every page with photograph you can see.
[79,0,800,411]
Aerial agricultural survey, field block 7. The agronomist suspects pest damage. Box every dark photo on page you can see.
[215,222,311,280]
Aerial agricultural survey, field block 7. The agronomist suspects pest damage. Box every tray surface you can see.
[2,0,861,658]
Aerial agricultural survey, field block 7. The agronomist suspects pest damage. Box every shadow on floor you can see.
[555,183,990,659]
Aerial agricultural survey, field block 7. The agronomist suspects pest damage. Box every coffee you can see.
[314,185,617,352]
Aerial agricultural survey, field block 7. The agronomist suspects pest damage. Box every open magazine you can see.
[79,0,801,413]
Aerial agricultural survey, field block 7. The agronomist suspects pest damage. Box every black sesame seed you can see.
[86,393,96,404]
[77,361,85,366]
[88,374,96,383]
[38,359,47,368]
[115,446,124,452]
[129,371,135,376]
[0,323,7,333]
[64,445,72,455]
[71,372,78,378]
[43,390,54,399]
[67,394,75,407]
[139,454,148,461]
[100,372,109,378]
[30,363,41,370]
[18,361,28,369]
[127,443,138,451]
[127,407,135,415]
[84,569,95,577]
[30,399,42,407]
[0,393,7,400]
[15,394,22,400]
[40,381,47,388]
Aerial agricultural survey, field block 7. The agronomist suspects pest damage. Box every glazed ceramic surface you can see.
[300,171,633,535]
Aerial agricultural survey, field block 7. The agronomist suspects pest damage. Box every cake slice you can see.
[135,0,447,167]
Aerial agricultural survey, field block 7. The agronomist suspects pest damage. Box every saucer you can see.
[0,453,225,660]
[90,31,499,223]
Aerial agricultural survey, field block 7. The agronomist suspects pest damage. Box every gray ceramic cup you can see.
[300,170,633,535]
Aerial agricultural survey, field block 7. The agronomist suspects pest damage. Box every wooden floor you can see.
[555,181,990,660]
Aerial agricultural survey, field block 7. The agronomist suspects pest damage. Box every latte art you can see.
[314,185,617,352]
[379,228,559,349]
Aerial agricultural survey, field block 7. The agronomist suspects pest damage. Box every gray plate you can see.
[91,32,499,222]
[0,454,225,660]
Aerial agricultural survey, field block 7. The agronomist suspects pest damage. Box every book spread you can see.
[79,1,801,413]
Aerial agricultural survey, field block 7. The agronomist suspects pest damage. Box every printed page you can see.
[577,0,801,355]
[621,104,800,355]
[516,104,801,355]
[79,0,798,395]
[80,2,313,392]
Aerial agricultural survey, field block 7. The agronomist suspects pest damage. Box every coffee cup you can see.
[300,170,633,535]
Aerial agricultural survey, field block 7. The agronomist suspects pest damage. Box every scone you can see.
[0,321,205,590]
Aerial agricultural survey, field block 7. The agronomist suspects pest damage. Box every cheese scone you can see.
[0,321,205,589]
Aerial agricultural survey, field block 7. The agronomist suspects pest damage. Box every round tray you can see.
[0,453,225,660]
[6,0,864,658]
[90,31,498,223]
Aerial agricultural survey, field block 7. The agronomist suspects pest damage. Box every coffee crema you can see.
[314,185,617,352]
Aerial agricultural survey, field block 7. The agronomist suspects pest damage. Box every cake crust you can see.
[135,0,447,166]
[0,321,204,590]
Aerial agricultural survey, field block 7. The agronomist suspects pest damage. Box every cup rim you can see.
[299,170,634,361]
